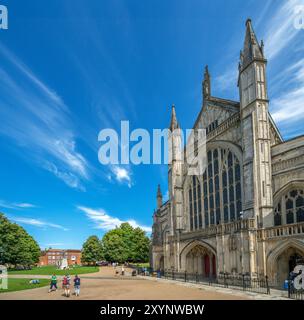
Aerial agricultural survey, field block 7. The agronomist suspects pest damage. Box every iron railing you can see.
[287,277,304,300]
[130,266,270,295]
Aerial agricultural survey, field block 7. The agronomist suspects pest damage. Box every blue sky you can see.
[0,0,303,249]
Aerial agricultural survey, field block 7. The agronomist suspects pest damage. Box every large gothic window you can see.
[188,176,202,231]
[188,147,242,231]
[274,189,304,226]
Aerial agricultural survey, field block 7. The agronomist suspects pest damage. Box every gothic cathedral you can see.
[151,19,304,287]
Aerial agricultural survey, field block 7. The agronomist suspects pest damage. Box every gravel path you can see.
[1,267,252,300]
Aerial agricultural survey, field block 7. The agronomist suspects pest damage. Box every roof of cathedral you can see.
[207,96,239,108]
[191,95,239,130]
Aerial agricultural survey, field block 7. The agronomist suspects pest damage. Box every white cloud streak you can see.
[8,216,69,231]
[271,58,304,124]
[0,44,89,190]
[0,200,37,210]
[213,0,304,137]
[263,0,304,61]
[77,206,151,233]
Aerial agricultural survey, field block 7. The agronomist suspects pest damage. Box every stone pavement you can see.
[1,267,290,300]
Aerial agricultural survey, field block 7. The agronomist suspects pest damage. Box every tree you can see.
[130,227,150,262]
[81,235,103,264]
[102,228,129,263]
[102,222,150,263]
[0,213,40,267]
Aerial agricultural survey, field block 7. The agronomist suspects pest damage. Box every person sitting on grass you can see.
[48,274,57,293]
[74,274,81,297]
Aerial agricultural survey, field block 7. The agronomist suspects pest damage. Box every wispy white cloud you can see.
[77,206,151,233]
[44,162,86,192]
[8,216,69,231]
[263,0,304,61]
[213,0,304,138]
[0,44,66,110]
[0,44,89,190]
[16,203,37,208]
[260,0,304,133]
[110,165,132,188]
[271,58,304,124]
[213,65,238,97]
[0,200,37,210]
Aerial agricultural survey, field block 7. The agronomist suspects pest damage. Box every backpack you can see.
[63,277,68,285]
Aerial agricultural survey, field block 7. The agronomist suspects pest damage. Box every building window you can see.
[189,188,193,230]
[274,202,281,226]
[274,189,304,225]
[188,147,243,230]
[206,120,219,134]
[188,176,202,231]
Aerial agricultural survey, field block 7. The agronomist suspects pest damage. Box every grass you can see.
[132,262,150,268]
[0,278,49,293]
[8,265,99,275]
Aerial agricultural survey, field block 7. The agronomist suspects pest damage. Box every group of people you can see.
[48,274,81,297]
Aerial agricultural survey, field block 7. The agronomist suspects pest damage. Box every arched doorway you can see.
[159,256,164,271]
[268,240,304,287]
[276,249,304,285]
[185,245,216,277]
[154,254,164,271]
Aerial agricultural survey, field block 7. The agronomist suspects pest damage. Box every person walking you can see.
[74,274,81,296]
[66,274,71,297]
[48,274,57,293]
[62,274,71,297]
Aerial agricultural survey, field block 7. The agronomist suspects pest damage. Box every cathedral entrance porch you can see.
[275,249,304,287]
[180,241,217,277]
[267,239,304,288]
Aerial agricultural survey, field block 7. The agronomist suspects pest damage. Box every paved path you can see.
[0,267,288,300]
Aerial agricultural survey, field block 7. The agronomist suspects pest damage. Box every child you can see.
[74,274,81,296]
[48,274,57,293]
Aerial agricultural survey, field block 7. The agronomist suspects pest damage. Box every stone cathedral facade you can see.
[151,19,304,287]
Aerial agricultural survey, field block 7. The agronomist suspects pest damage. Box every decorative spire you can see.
[169,104,179,131]
[240,18,265,70]
[157,184,162,196]
[156,184,162,209]
[203,65,211,100]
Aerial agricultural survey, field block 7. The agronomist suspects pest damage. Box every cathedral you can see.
[151,19,304,287]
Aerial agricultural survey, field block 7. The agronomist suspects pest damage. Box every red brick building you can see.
[39,249,82,266]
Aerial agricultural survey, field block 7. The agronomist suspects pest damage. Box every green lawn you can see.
[132,262,150,268]
[0,278,49,293]
[8,265,99,275]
